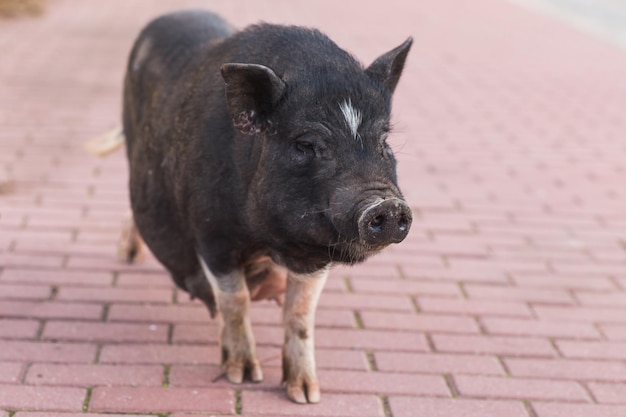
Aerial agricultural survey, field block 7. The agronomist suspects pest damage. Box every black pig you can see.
[121,10,412,404]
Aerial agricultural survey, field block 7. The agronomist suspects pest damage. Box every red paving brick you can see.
[14,414,154,417]
[588,382,626,404]
[416,297,533,317]
[99,344,220,365]
[2,0,626,415]
[0,385,86,412]
[480,317,602,339]
[532,403,626,417]
[56,286,173,303]
[374,352,505,375]
[504,358,626,381]
[0,268,113,286]
[556,340,626,360]
[25,364,164,387]
[454,375,591,402]
[0,362,24,383]
[389,397,530,417]
[319,369,450,396]
[0,283,52,300]
[42,320,169,343]
[0,318,41,339]
[0,340,97,363]
[89,386,235,413]
[360,311,481,333]
[431,334,558,357]
[348,277,461,297]
[600,324,626,341]
[0,300,103,320]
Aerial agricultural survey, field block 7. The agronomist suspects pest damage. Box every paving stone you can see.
[0,384,86,411]
[389,397,530,417]
[454,375,590,402]
[532,403,626,417]
[25,364,164,387]
[89,386,235,413]
[42,321,169,343]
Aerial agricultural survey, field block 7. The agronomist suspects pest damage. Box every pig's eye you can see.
[293,134,327,158]
[295,139,316,155]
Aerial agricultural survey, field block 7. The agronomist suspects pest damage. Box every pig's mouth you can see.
[326,238,387,265]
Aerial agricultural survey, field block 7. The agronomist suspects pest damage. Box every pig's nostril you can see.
[398,215,408,232]
[369,215,385,233]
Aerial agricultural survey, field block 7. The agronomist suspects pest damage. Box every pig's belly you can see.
[245,256,288,305]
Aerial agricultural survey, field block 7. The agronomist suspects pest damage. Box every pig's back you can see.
[127,10,234,81]
[122,10,234,164]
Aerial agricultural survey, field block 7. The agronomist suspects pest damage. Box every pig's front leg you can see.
[198,256,262,383]
[282,267,329,403]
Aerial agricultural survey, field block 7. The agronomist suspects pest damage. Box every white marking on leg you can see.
[197,255,263,383]
[339,99,363,147]
[198,254,221,295]
[282,266,329,404]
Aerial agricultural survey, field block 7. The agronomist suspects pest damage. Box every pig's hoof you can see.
[117,241,141,263]
[117,215,144,263]
[285,376,320,404]
[225,359,263,384]
[117,238,144,263]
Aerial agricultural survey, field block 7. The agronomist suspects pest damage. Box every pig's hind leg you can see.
[117,212,145,263]
[198,255,263,384]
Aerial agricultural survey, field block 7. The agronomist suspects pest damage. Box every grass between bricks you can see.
[381,395,392,417]
[366,351,378,371]
[444,374,460,398]
[35,319,45,340]
[496,356,511,376]
[235,390,242,414]
[163,364,171,387]
[49,285,59,300]
[410,297,420,313]
[344,277,354,292]
[101,304,110,321]
[424,333,437,352]
[353,311,364,329]
[523,400,539,417]
[20,363,33,384]
[82,387,93,412]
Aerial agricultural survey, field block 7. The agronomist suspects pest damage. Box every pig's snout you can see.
[357,198,412,246]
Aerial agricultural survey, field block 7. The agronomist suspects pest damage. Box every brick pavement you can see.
[1,0,626,416]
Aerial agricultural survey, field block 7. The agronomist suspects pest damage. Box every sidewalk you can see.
[1,0,626,416]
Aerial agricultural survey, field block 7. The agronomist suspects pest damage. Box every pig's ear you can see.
[365,37,413,94]
[221,63,286,135]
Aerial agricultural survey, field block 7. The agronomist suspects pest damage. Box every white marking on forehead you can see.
[339,99,362,141]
